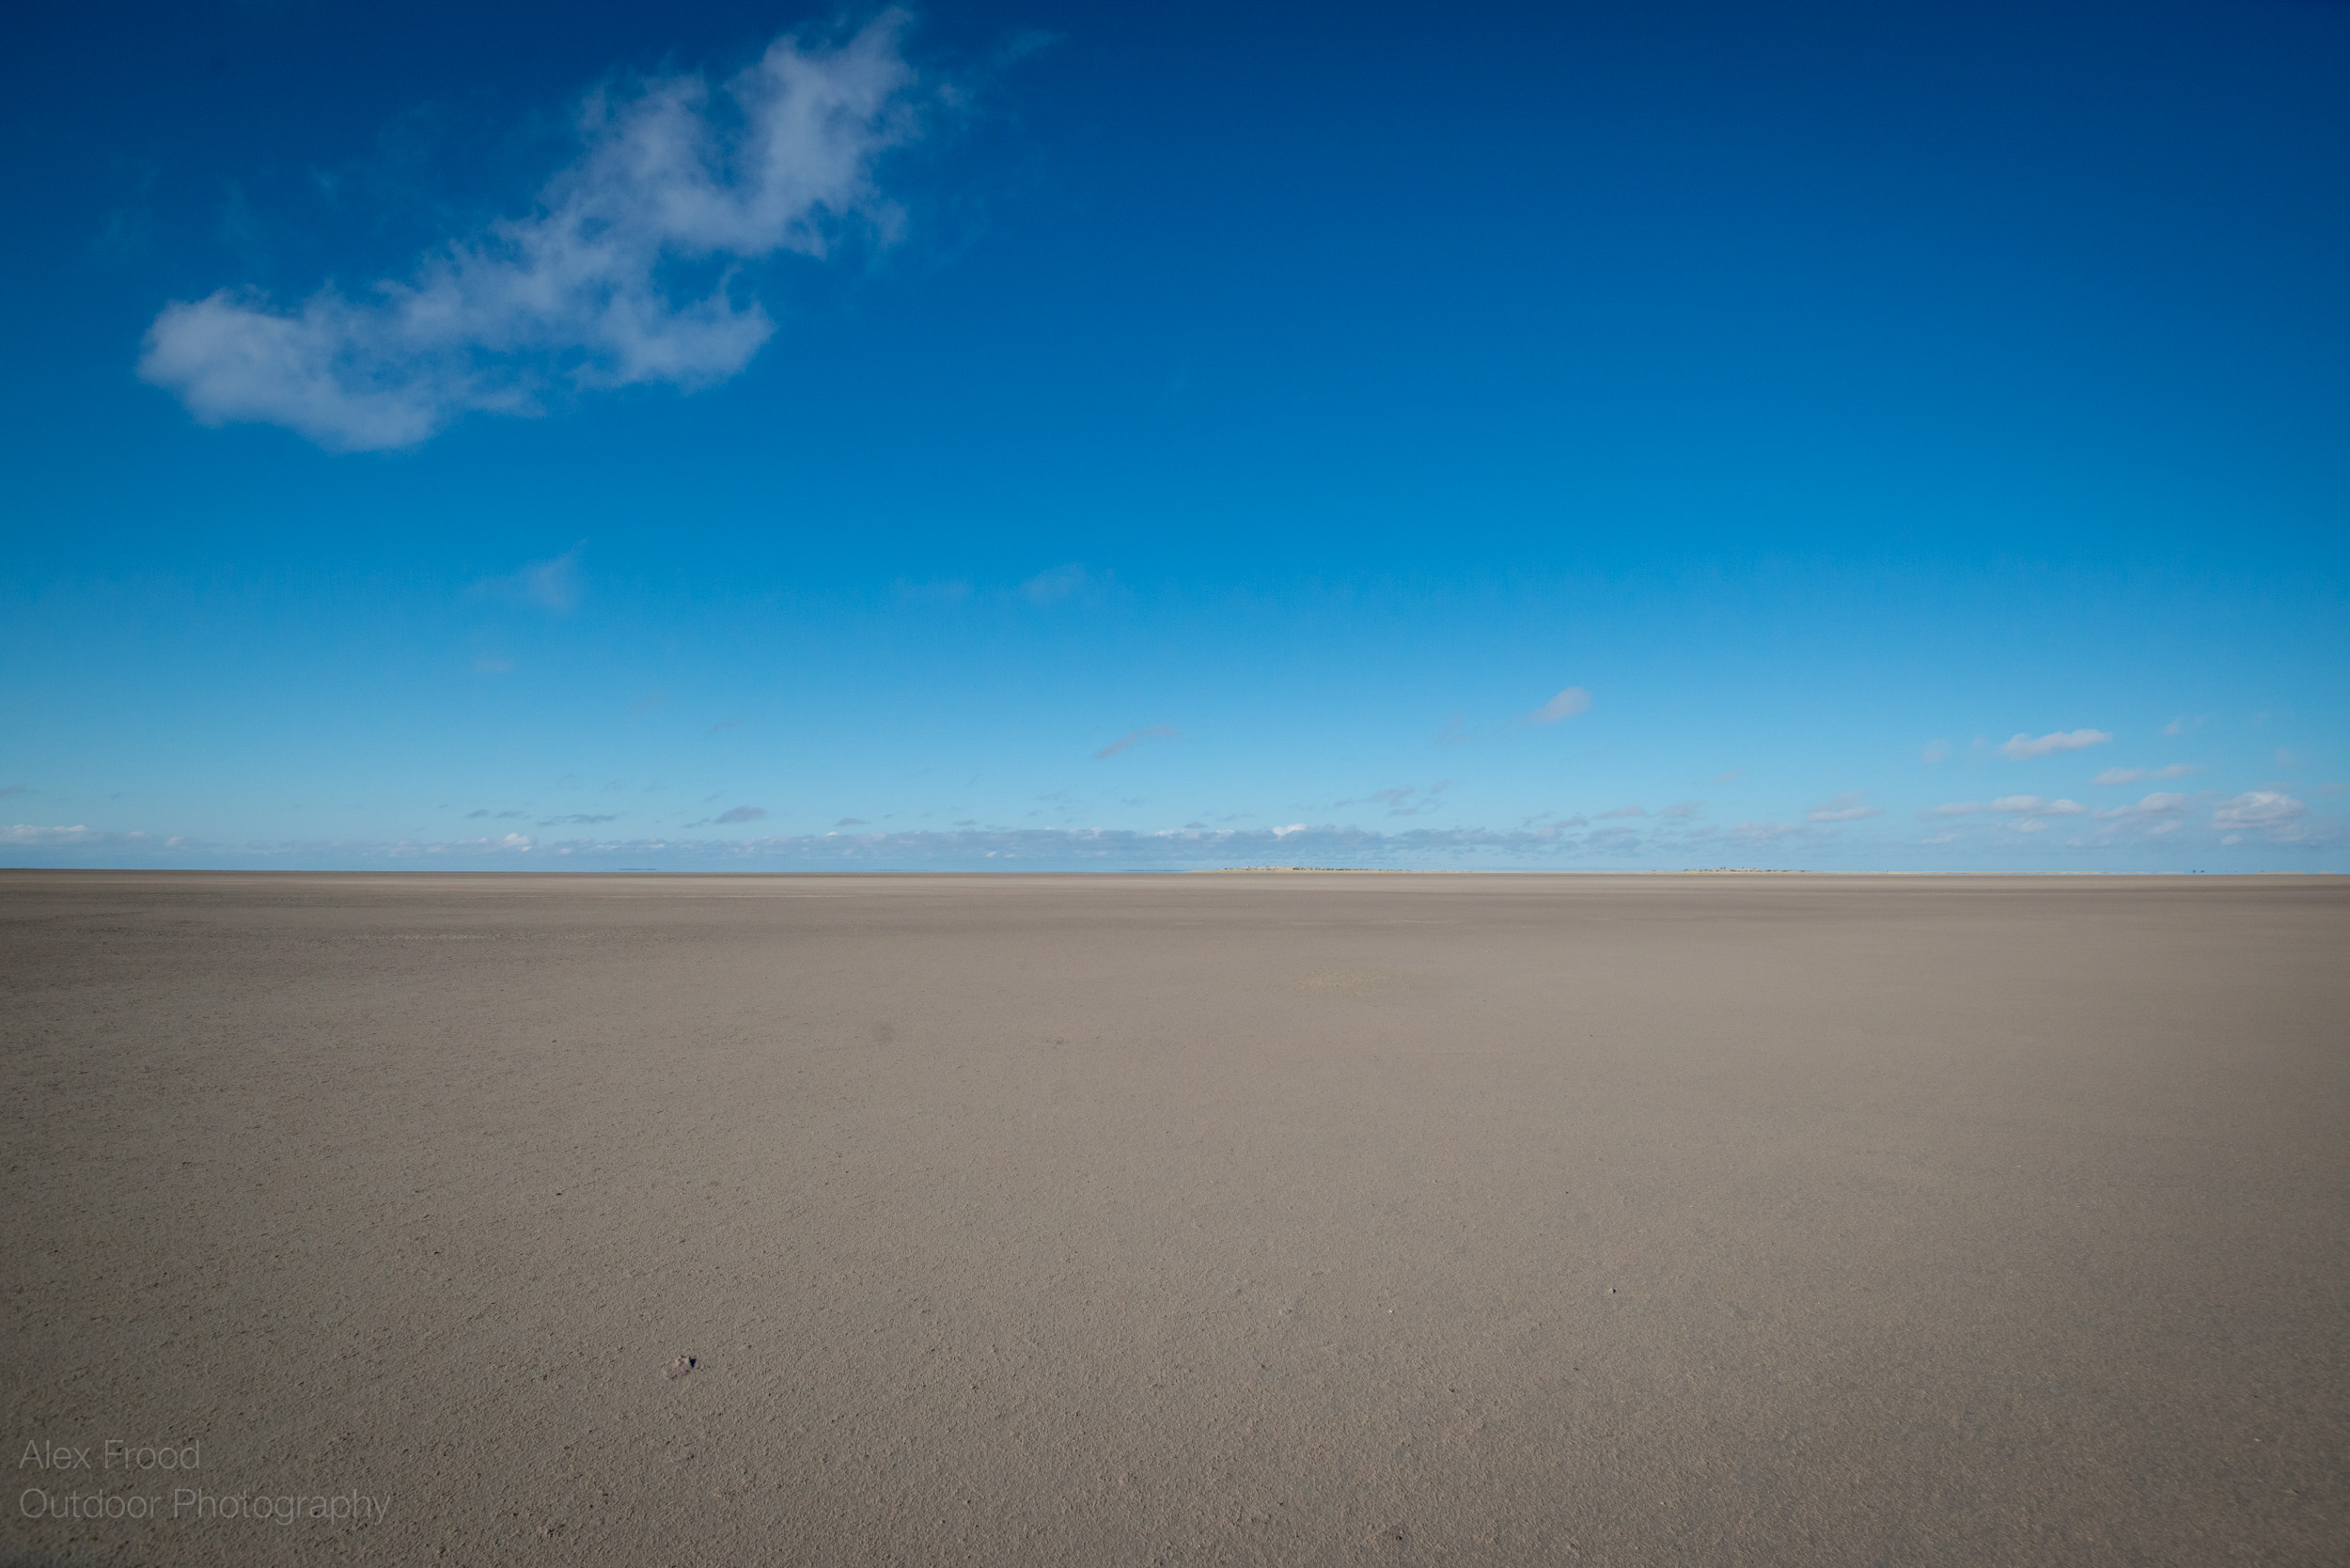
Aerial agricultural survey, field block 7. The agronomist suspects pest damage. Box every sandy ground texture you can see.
[3,870,2345,1567]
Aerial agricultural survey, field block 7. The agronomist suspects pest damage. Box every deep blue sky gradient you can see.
[4,0,2345,868]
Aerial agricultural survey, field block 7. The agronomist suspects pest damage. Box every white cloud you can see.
[2091,792,2188,821]
[2210,792,2303,832]
[138,16,926,449]
[474,545,585,612]
[1998,729,2111,760]
[1094,725,1177,760]
[1989,795,2085,816]
[1020,564,1091,605]
[2,823,98,845]
[1805,792,1882,823]
[1922,795,2085,820]
[1720,821,1807,842]
[2091,763,2198,785]
[1528,687,1591,724]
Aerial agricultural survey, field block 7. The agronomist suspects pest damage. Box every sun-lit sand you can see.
[5,870,2344,1565]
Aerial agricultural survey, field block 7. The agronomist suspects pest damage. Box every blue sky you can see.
[4,0,2345,870]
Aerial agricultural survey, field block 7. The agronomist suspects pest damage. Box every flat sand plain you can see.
[4,871,2345,1567]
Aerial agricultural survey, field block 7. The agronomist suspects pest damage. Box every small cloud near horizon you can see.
[1922,795,2087,819]
[2211,791,2305,837]
[1806,792,1883,823]
[2092,763,2198,785]
[1999,729,2111,760]
[2,823,108,845]
[2091,792,2188,821]
[716,805,767,824]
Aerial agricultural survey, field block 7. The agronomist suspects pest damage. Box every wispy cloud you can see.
[1594,805,1644,820]
[1,824,191,852]
[1093,724,1177,760]
[473,545,584,613]
[1528,686,1592,725]
[2090,792,2188,821]
[1361,781,1450,817]
[1921,795,2088,819]
[2160,714,2205,737]
[1919,740,1950,764]
[1805,792,1882,823]
[1021,564,1092,606]
[1712,821,1808,843]
[1998,729,2111,760]
[2091,763,2198,785]
[1991,794,2086,817]
[715,805,767,823]
[2,823,99,845]
[540,812,619,826]
[1657,801,1701,821]
[138,16,928,449]
[0,784,29,798]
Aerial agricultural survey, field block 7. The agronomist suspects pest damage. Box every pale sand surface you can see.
[3,870,2345,1566]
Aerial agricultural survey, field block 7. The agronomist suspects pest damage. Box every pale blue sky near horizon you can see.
[3,0,2345,870]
